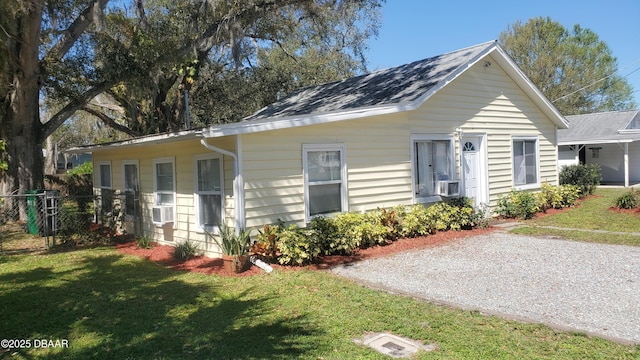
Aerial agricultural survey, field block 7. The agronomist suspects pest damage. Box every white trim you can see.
[410,134,456,204]
[460,133,489,206]
[193,153,224,234]
[122,160,139,192]
[199,138,245,233]
[96,161,112,189]
[512,136,540,190]
[302,143,348,223]
[235,135,246,230]
[152,157,176,227]
[492,46,568,129]
[559,139,636,145]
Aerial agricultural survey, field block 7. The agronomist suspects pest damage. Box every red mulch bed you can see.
[115,226,496,277]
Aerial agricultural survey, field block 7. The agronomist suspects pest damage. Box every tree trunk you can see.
[0,1,45,220]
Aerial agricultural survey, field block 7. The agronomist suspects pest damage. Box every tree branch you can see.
[44,0,110,62]
[41,79,117,139]
[81,106,139,137]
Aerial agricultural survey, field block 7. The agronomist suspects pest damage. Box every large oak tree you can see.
[0,0,382,209]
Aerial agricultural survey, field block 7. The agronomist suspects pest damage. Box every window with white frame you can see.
[122,160,139,217]
[512,137,539,187]
[194,154,223,231]
[412,137,454,199]
[303,144,347,220]
[153,158,175,206]
[97,161,113,214]
[97,161,112,189]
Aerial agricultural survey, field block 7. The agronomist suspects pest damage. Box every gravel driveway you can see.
[331,232,640,344]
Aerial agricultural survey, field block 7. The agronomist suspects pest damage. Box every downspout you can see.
[200,137,245,233]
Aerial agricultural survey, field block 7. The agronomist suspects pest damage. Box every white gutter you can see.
[200,137,245,233]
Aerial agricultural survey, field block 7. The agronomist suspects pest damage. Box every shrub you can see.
[173,240,200,261]
[614,189,640,209]
[398,204,434,237]
[496,190,540,220]
[332,211,390,250]
[559,164,601,197]
[277,225,321,265]
[252,224,281,261]
[536,183,580,211]
[308,216,346,255]
[425,200,477,231]
[137,235,153,249]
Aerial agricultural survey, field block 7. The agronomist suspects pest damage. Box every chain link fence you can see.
[0,189,141,253]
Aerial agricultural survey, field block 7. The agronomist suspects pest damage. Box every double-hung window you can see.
[412,136,455,200]
[122,160,139,218]
[512,137,539,188]
[194,154,223,232]
[303,144,347,221]
[153,157,175,206]
[97,161,113,214]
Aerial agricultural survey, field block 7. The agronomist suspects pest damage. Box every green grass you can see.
[511,188,640,246]
[1,247,638,359]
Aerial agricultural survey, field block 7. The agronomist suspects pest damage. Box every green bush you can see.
[496,190,540,220]
[308,216,347,255]
[614,189,640,209]
[277,225,321,265]
[397,204,434,237]
[331,211,390,250]
[559,164,601,197]
[536,183,580,211]
[173,240,200,261]
[425,200,476,231]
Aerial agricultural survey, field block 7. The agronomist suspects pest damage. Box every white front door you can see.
[461,137,485,206]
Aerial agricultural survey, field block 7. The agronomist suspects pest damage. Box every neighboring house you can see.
[558,110,640,187]
[68,41,567,257]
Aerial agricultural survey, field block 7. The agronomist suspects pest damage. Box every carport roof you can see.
[558,110,640,145]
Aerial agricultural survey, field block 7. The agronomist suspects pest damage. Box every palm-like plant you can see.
[210,224,252,256]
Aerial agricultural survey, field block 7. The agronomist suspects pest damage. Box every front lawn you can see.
[512,188,640,246]
[1,247,638,359]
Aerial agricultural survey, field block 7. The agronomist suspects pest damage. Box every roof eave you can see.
[65,129,204,153]
[558,139,636,146]
[204,41,500,138]
[491,46,569,129]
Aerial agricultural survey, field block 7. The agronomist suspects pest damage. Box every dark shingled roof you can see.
[559,110,640,144]
[243,41,496,121]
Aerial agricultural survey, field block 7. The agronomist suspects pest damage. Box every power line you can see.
[552,57,640,103]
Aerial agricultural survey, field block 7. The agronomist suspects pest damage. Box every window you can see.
[153,158,175,206]
[122,160,139,217]
[512,137,539,188]
[97,162,112,189]
[303,144,347,221]
[96,161,113,214]
[412,137,454,199]
[194,154,223,232]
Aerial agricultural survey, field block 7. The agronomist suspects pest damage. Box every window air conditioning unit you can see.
[152,205,174,225]
[436,180,460,197]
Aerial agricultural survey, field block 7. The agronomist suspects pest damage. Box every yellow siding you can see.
[91,137,237,256]
[92,52,561,253]
[241,114,413,228]
[408,54,559,208]
[242,54,559,226]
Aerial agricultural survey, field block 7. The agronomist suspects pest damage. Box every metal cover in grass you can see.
[353,332,437,358]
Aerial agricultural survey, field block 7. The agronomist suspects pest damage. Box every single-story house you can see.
[558,110,640,186]
[69,40,568,257]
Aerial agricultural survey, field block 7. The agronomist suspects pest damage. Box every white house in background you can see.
[69,41,568,257]
[558,110,640,187]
